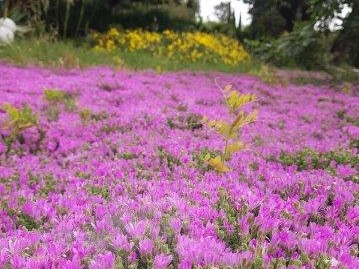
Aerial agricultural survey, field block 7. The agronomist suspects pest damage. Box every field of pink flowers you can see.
[0,65,358,269]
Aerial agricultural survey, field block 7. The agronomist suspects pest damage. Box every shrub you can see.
[44,88,77,111]
[1,103,40,155]
[245,24,333,70]
[92,29,250,67]
[43,89,77,121]
[203,84,257,173]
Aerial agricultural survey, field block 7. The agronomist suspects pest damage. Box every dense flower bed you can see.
[92,29,250,67]
[0,65,358,268]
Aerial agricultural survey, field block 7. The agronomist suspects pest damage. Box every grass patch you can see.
[1,38,356,83]
[0,38,259,73]
[277,148,358,182]
[0,38,119,68]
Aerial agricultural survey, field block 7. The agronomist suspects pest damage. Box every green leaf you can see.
[226,91,257,112]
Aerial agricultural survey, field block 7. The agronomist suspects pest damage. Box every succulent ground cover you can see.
[0,65,358,269]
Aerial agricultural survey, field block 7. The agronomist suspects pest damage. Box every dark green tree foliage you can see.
[332,3,359,66]
[244,0,285,38]
[309,0,358,67]
[47,0,111,37]
[242,0,358,68]
[277,0,310,32]
[308,0,353,30]
[106,0,199,31]
[242,0,311,38]
[2,0,199,38]
[204,1,238,37]
[109,1,199,32]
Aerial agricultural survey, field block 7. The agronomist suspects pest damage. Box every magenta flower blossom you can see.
[89,252,115,269]
[126,220,148,239]
[113,234,132,252]
[153,253,172,269]
[139,239,153,256]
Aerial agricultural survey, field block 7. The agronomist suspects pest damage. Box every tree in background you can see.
[241,0,311,38]
[202,1,239,38]
[1,0,200,38]
[308,0,358,66]
[332,2,358,66]
[108,0,199,32]
[214,2,232,23]
[241,0,358,68]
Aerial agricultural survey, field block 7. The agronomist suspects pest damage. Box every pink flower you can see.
[59,258,83,269]
[170,218,182,233]
[178,260,192,269]
[0,142,5,155]
[113,234,132,252]
[126,221,147,238]
[336,164,355,179]
[139,239,153,256]
[89,251,115,269]
[153,254,172,269]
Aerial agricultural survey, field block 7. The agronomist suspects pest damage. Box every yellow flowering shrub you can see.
[92,28,250,67]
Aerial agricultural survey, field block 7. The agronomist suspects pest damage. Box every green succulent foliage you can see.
[16,212,40,231]
[350,139,359,151]
[278,148,358,182]
[186,113,203,131]
[313,254,332,269]
[39,174,57,196]
[75,171,91,180]
[46,106,61,122]
[2,104,40,155]
[120,152,138,160]
[279,148,358,170]
[337,109,359,126]
[215,188,249,251]
[44,89,67,103]
[3,103,39,135]
[79,108,92,125]
[44,89,77,112]
[167,113,203,131]
[157,146,181,171]
[79,108,109,125]
[191,148,221,172]
[86,185,110,200]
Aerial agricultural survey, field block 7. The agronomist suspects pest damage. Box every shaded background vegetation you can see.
[0,0,358,72]
[241,0,358,69]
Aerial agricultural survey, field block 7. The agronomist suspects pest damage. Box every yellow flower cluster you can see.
[92,28,250,67]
